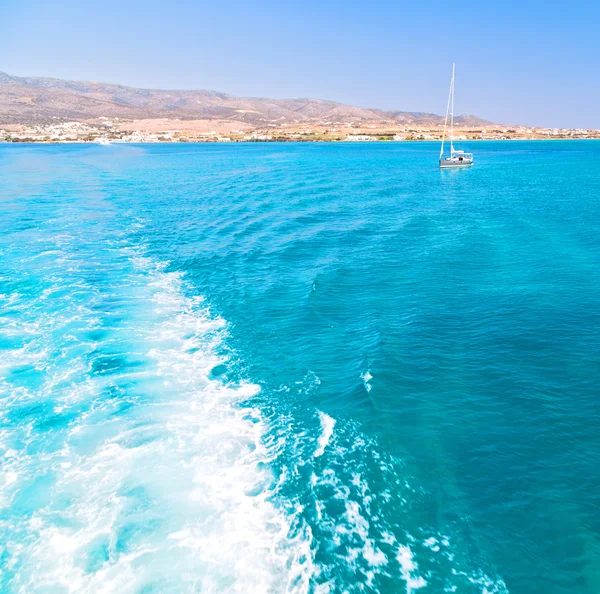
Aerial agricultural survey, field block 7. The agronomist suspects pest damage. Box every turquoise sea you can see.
[1,141,599,594]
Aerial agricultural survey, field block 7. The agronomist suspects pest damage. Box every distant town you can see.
[2,118,599,143]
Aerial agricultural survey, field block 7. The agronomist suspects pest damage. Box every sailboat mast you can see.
[440,65,453,159]
[450,63,455,154]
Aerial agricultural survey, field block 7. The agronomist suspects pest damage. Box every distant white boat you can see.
[439,64,473,168]
[95,138,111,145]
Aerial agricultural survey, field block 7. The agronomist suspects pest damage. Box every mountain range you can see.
[0,71,492,127]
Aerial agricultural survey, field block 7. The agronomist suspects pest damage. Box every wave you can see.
[314,411,335,458]
[361,370,373,393]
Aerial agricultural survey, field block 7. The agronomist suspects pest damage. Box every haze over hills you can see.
[0,71,492,127]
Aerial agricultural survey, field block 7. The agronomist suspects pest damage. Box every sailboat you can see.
[439,64,473,168]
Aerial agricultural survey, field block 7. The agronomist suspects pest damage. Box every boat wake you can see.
[0,215,507,593]
[0,232,311,593]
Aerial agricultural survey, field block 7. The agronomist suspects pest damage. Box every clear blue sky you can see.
[1,0,598,128]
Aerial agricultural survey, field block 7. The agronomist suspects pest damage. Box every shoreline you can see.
[3,121,599,144]
[2,138,600,145]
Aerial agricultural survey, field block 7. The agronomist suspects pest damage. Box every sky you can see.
[1,0,598,128]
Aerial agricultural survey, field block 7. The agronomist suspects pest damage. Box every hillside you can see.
[0,71,492,127]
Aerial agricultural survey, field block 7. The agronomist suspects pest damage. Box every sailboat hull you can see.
[440,161,473,169]
[439,158,473,168]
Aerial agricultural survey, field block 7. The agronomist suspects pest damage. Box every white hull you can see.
[439,158,473,168]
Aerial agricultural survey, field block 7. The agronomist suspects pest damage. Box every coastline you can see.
[2,120,598,144]
[2,137,600,145]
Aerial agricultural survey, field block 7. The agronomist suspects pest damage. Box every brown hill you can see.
[0,71,493,127]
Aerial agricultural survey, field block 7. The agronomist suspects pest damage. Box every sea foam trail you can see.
[0,228,508,594]
[0,193,509,593]
[0,237,312,593]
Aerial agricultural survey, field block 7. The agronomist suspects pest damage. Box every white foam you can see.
[361,370,372,393]
[397,545,427,592]
[363,540,388,567]
[423,536,441,552]
[314,411,335,458]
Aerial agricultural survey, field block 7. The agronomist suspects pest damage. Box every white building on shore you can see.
[346,135,376,142]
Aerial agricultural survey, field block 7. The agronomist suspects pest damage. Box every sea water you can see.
[1,141,599,593]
